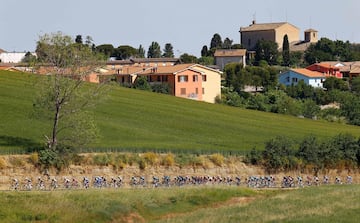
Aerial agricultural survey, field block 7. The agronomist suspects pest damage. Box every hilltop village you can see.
[1,20,360,120]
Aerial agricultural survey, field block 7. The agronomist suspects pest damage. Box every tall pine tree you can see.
[162,43,174,58]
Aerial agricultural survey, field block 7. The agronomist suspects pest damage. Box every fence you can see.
[0,146,248,156]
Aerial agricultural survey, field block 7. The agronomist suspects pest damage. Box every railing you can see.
[0,146,247,156]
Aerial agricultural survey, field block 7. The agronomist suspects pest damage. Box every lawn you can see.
[1,70,360,154]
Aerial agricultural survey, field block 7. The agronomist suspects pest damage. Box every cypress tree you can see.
[282,34,290,66]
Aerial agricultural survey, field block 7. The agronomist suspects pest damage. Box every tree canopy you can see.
[304,38,360,64]
[255,40,279,65]
[113,45,138,60]
[147,42,162,58]
[34,32,105,151]
[163,43,174,58]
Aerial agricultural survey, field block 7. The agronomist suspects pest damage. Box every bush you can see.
[209,153,224,167]
[152,83,170,94]
[143,152,159,165]
[93,153,112,166]
[38,144,76,170]
[38,148,62,170]
[161,153,175,167]
[133,76,151,91]
[0,157,7,169]
[244,148,262,165]
[138,158,146,170]
[28,152,39,166]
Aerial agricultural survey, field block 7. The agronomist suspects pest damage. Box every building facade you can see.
[240,21,300,50]
[214,49,246,70]
[279,68,326,88]
[115,64,222,103]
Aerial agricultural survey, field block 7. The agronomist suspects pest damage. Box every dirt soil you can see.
[0,154,359,190]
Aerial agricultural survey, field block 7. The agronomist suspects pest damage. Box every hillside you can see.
[1,70,360,154]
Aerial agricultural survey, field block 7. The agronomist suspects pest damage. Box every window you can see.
[286,76,290,82]
[157,76,161,82]
[180,88,186,95]
[202,75,207,82]
[248,39,251,46]
[193,75,198,82]
[195,88,198,94]
[292,77,298,83]
[178,75,188,82]
[202,88,205,94]
[163,75,168,81]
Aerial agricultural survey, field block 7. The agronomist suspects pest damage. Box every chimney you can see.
[252,20,256,25]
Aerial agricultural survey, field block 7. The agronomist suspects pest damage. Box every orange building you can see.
[306,63,342,78]
[116,64,221,103]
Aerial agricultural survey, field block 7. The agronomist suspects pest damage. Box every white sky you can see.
[1,0,360,57]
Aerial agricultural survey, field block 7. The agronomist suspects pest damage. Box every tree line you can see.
[245,133,360,174]
[245,134,360,175]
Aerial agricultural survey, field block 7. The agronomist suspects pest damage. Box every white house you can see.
[279,68,326,88]
[0,52,36,63]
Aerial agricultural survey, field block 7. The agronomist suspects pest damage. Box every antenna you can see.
[252,12,256,25]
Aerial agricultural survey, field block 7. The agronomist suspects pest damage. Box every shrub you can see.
[244,148,262,165]
[209,153,224,167]
[161,153,175,167]
[28,152,39,166]
[0,157,7,169]
[93,153,112,166]
[138,158,146,170]
[151,83,170,94]
[38,144,78,170]
[143,152,159,166]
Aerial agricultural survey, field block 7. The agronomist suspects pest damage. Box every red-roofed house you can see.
[115,64,222,103]
[279,68,326,88]
[306,63,342,78]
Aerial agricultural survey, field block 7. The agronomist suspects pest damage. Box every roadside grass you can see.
[152,185,360,223]
[1,185,359,223]
[0,187,258,223]
[2,70,360,154]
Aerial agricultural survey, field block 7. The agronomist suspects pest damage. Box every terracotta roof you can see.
[291,68,326,78]
[309,63,340,70]
[214,49,246,57]
[0,48,6,53]
[138,64,196,75]
[319,61,344,67]
[350,66,360,74]
[131,58,180,63]
[240,22,298,32]
[116,66,152,75]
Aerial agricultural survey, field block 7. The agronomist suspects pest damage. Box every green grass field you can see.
[1,185,359,223]
[1,70,360,154]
